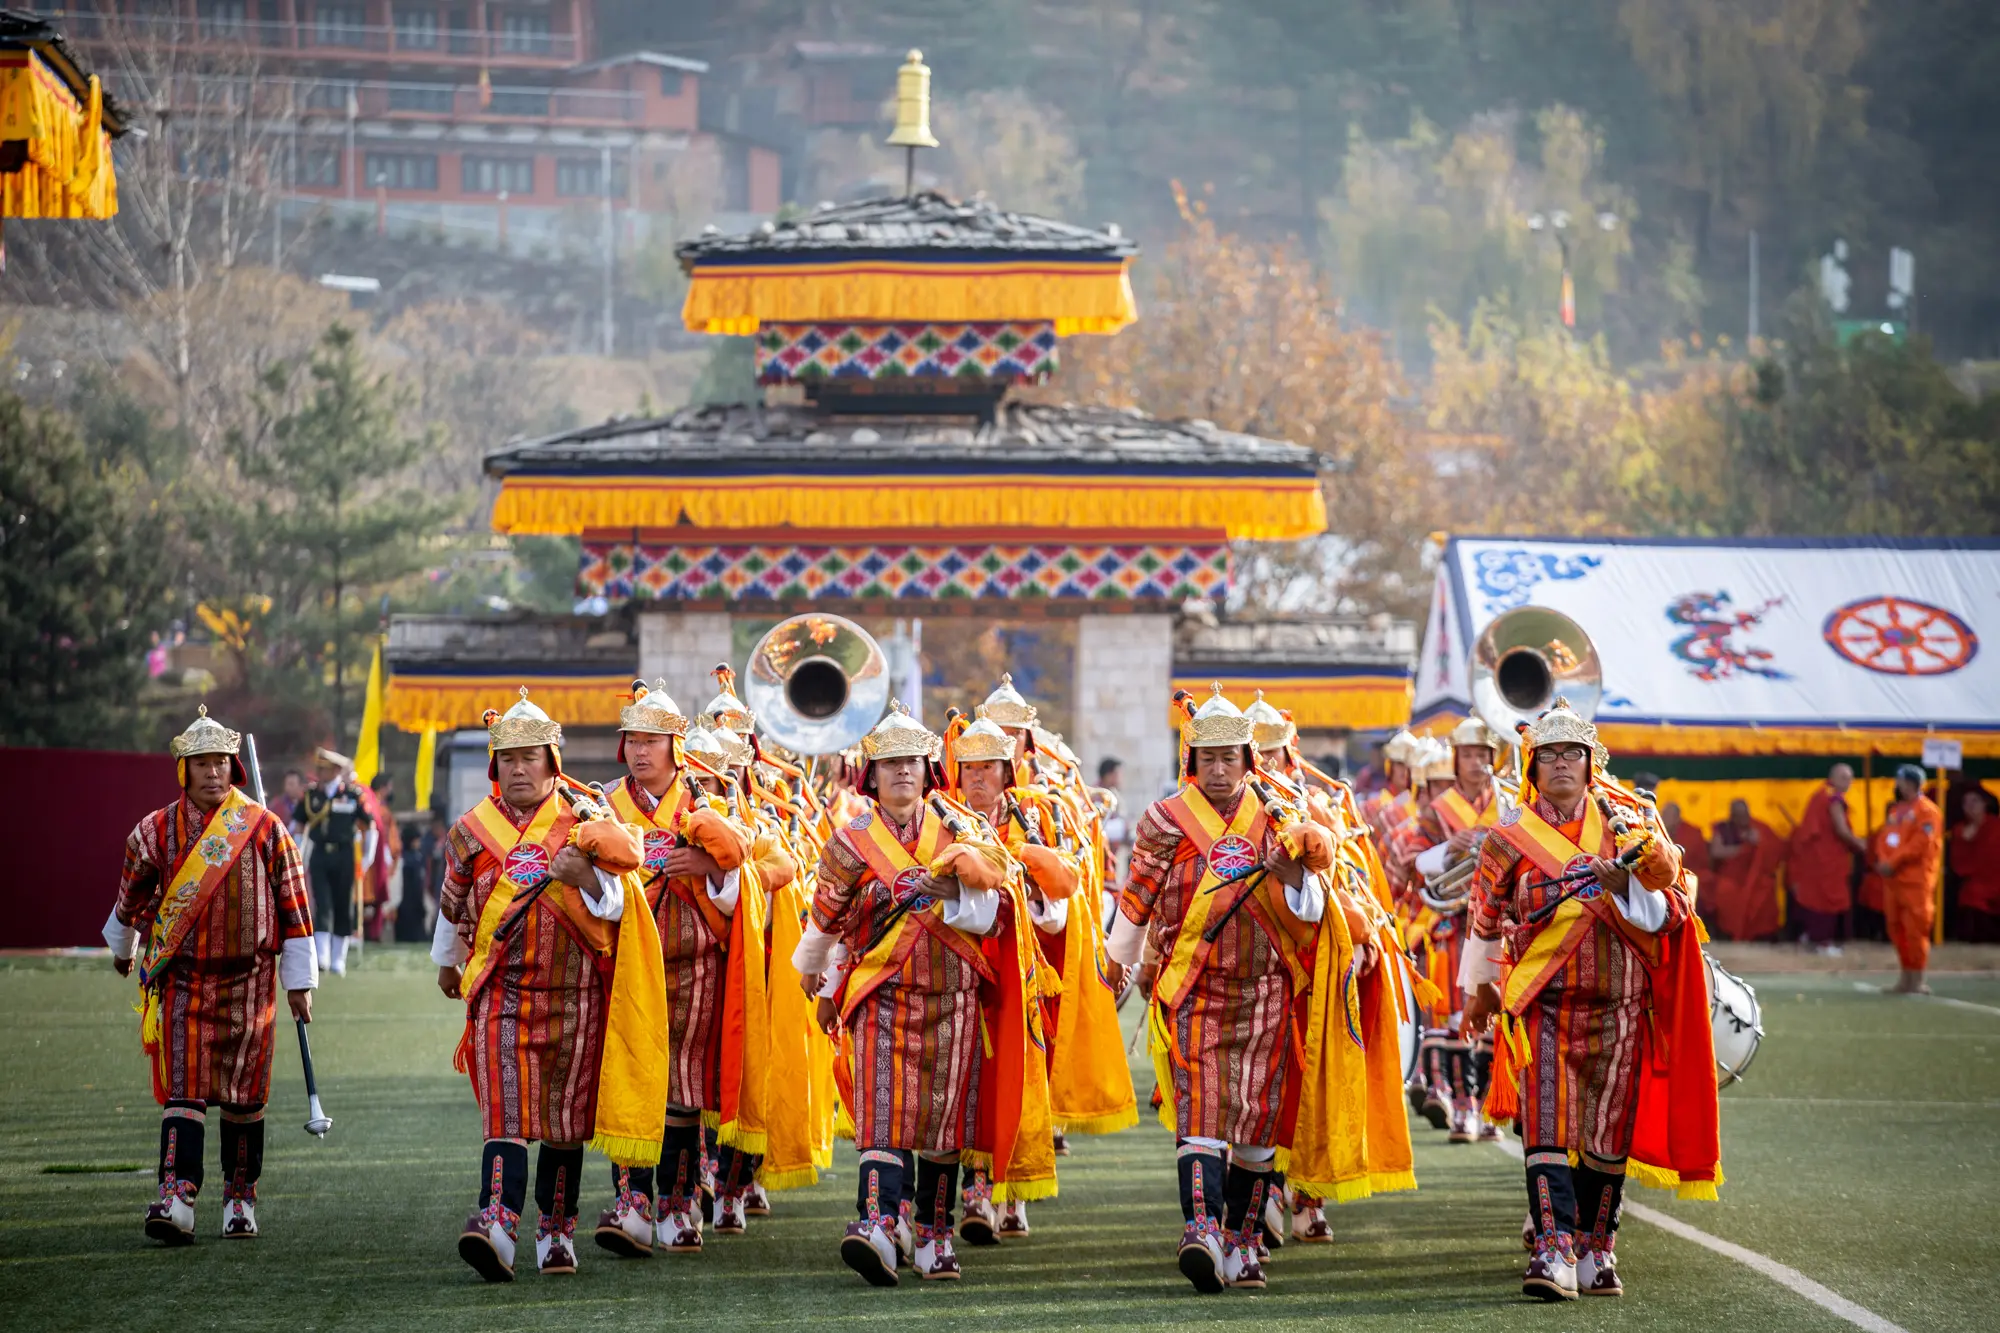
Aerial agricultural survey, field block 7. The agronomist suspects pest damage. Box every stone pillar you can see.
[1072,613,1175,807]
[638,609,734,715]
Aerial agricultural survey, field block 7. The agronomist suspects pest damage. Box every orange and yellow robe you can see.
[116,791,313,1107]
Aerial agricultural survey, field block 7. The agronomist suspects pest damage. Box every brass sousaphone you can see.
[743,613,892,755]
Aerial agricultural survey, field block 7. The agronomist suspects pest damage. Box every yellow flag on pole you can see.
[353,641,385,786]
[413,726,437,812]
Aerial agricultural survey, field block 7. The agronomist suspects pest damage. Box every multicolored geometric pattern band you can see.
[753,322,1058,383]
[579,539,1228,603]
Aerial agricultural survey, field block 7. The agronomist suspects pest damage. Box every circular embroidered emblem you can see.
[890,865,935,912]
[504,844,552,891]
[641,829,675,874]
[849,812,874,832]
[197,834,233,867]
[1208,834,1260,878]
[1499,805,1523,828]
[1823,595,1978,676]
[1563,853,1603,899]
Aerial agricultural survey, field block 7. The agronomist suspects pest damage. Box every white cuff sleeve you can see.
[280,935,320,991]
[582,867,625,922]
[940,883,1000,935]
[361,826,380,869]
[816,944,848,1000]
[1027,894,1070,935]
[792,921,839,976]
[1285,869,1327,923]
[1615,883,1670,933]
[103,908,139,960]
[1459,936,1504,990]
[430,910,467,966]
[1107,907,1148,966]
[1414,842,1450,880]
[706,866,741,915]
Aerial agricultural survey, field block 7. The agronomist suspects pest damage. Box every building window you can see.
[487,87,550,117]
[556,157,628,197]
[387,84,454,113]
[197,0,248,40]
[298,148,341,188]
[393,6,439,50]
[313,4,368,48]
[659,70,683,97]
[462,155,533,195]
[365,152,438,191]
[496,11,550,55]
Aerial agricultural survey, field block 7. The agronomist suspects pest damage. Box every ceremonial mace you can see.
[243,734,332,1138]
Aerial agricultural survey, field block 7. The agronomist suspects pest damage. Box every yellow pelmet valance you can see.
[1173,675,1415,733]
[681,259,1137,336]
[384,674,633,732]
[1413,709,2000,759]
[0,52,116,220]
[492,474,1328,542]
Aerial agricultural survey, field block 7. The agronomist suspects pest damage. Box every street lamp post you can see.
[1528,208,1617,329]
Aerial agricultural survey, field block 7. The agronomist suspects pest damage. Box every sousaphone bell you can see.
[743,613,891,756]
[1469,605,1602,736]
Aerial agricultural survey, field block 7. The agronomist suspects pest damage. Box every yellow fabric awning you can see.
[0,51,115,220]
[492,473,1327,542]
[384,673,633,732]
[681,258,1137,336]
[1172,673,1415,734]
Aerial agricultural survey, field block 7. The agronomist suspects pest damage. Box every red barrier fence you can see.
[0,747,177,949]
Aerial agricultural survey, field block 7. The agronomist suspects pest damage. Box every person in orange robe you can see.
[1660,802,1712,919]
[1952,788,2000,943]
[1877,765,1944,994]
[1789,765,1867,949]
[1707,801,1783,942]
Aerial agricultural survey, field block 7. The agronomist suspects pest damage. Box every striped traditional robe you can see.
[117,797,313,1106]
[1470,794,1688,1162]
[441,794,609,1143]
[812,804,987,1154]
[1121,791,1297,1146]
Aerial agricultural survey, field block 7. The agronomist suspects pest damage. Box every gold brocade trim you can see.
[680,261,1137,336]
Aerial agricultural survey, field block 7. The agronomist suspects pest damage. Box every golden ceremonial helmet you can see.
[1411,738,1455,785]
[681,723,734,772]
[1449,715,1502,752]
[1381,727,1421,767]
[861,699,943,761]
[1183,683,1254,750]
[712,726,756,770]
[701,664,756,736]
[952,716,1017,766]
[1521,696,1598,754]
[620,678,687,736]
[1244,690,1296,750]
[975,673,1037,729]
[485,688,564,777]
[170,704,246,787]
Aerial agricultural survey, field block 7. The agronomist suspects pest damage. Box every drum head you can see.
[1397,970,1422,1080]
[1706,952,1764,1086]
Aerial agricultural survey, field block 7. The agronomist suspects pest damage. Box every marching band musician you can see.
[433,690,667,1282]
[1244,694,1416,1245]
[1405,718,1512,1143]
[791,703,1054,1286]
[1107,686,1375,1295]
[1362,728,1422,848]
[104,707,318,1244]
[589,685,756,1260]
[1460,698,1721,1302]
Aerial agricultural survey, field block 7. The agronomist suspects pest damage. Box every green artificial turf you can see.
[1,949,1994,1332]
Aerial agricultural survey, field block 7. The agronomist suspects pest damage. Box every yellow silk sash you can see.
[138,789,263,1055]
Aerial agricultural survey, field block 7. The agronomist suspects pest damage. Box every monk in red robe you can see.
[1661,802,1712,919]
[1708,801,1783,942]
[1789,766,1865,946]
[1952,788,2000,942]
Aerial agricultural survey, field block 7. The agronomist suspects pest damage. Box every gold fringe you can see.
[384,676,632,731]
[681,263,1138,336]
[1051,1104,1139,1136]
[714,1118,768,1157]
[589,1132,663,1169]
[1368,1169,1419,1194]
[755,1163,820,1193]
[960,1149,994,1174]
[1291,1173,1374,1204]
[993,1174,1059,1204]
[1171,675,1413,732]
[491,475,1328,544]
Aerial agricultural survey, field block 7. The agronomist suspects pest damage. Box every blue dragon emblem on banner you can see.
[1470,548,1603,615]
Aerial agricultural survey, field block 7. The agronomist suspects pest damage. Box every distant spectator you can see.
[1790,764,1867,950]
[1710,799,1783,942]
[1951,788,2000,943]
[1662,801,1714,921]
[271,768,306,826]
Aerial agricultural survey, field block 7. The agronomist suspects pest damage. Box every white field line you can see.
[1849,980,2000,1015]
[1491,1139,1909,1333]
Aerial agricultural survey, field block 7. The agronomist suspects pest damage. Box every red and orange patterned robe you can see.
[1120,790,1305,1145]
[1469,794,1686,1161]
[812,805,992,1153]
[117,798,313,1106]
[441,793,610,1143]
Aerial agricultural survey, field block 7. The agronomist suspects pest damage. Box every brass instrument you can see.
[744,613,890,756]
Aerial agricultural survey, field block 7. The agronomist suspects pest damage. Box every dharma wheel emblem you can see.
[1822,596,1977,676]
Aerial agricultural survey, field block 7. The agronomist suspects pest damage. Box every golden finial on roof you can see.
[886,48,938,195]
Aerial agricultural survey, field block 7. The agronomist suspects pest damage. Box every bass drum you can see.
[1706,952,1764,1087]
[1397,968,1422,1081]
